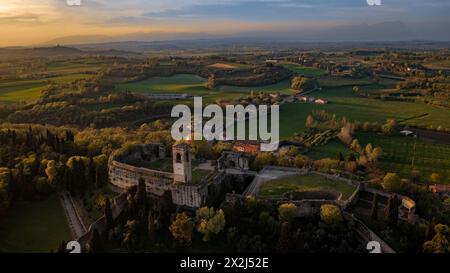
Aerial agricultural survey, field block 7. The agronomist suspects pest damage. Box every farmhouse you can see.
[400,130,415,137]
[265,59,278,64]
[294,95,328,104]
[269,93,280,99]
[296,94,315,102]
[315,99,328,105]
[429,184,450,197]
[233,141,260,154]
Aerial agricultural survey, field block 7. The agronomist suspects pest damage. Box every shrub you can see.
[278,203,297,222]
[320,204,343,225]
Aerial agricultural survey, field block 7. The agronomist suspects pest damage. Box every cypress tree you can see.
[392,195,399,227]
[277,222,292,253]
[384,195,399,227]
[135,178,147,210]
[371,193,378,220]
[336,151,344,162]
[89,229,104,253]
[426,218,437,240]
[77,159,86,194]
[88,157,96,187]
[105,198,113,230]
[384,196,393,225]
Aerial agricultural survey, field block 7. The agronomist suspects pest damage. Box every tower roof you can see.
[173,142,190,149]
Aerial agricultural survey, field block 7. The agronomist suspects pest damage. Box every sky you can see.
[0,0,449,46]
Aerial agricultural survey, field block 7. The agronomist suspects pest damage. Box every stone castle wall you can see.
[108,143,211,208]
[109,160,173,196]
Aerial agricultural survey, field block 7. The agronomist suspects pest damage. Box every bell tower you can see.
[172,142,192,183]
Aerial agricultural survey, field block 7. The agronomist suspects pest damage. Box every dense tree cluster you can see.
[291,76,316,92]
[0,125,110,220]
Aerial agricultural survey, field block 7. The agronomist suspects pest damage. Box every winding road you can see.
[59,191,87,240]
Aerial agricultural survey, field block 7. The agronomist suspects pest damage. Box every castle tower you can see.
[172,142,192,183]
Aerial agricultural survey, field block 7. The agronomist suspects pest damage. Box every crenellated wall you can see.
[108,143,212,208]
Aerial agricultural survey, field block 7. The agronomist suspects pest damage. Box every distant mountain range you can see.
[0,45,142,60]
[1,21,449,58]
[41,32,220,47]
[39,21,450,48]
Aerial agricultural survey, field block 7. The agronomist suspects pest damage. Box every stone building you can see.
[108,142,209,208]
[172,142,192,183]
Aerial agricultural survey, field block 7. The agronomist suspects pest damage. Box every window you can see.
[176,153,182,163]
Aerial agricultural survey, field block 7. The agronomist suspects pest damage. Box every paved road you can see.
[59,192,87,240]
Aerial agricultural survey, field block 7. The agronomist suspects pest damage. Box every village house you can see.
[232,141,260,154]
[429,184,450,198]
[269,93,280,99]
[400,130,415,137]
[315,99,328,105]
[295,94,315,102]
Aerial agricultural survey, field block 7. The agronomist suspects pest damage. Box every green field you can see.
[115,74,208,94]
[115,74,449,138]
[115,74,293,103]
[0,58,102,103]
[259,174,356,199]
[306,140,351,160]
[318,76,374,87]
[0,195,71,253]
[0,73,95,103]
[283,64,328,77]
[278,86,450,138]
[423,60,450,70]
[356,133,450,184]
[45,60,102,73]
[208,62,252,69]
[141,158,174,172]
[302,132,450,184]
[218,79,291,94]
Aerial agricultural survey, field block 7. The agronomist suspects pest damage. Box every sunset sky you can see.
[0,0,450,46]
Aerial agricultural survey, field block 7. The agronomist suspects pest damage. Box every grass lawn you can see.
[356,132,450,184]
[115,74,449,140]
[115,74,208,95]
[115,74,293,104]
[218,79,291,94]
[283,64,328,77]
[296,131,450,184]
[258,174,356,199]
[307,140,351,160]
[278,86,450,138]
[192,169,212,184]
[0,74,95,103]
[0,195,71,253]
[208,62,251,69]
[139,158,174,172]
[76,187,118,226]
[45,60,104,74]
[318,76,373,87]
